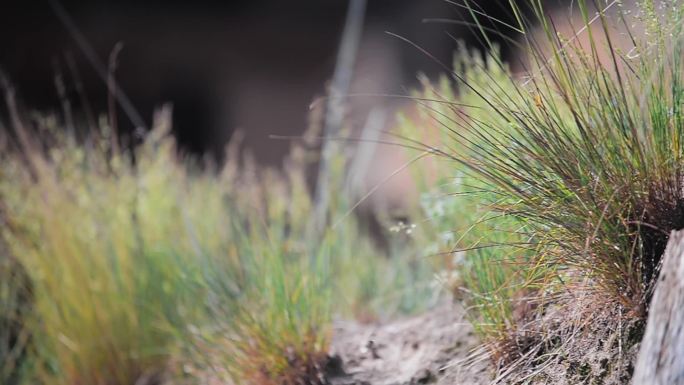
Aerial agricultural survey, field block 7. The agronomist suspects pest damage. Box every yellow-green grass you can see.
[0,98,440,383]
[0,116,207,384]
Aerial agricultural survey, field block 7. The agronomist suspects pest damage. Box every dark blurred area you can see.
[0,0,540,161]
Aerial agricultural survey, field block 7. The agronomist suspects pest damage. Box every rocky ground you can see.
[328,302,491,385]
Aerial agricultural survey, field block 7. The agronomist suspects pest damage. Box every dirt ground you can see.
[326,294,643,385]
[328,302,492,385]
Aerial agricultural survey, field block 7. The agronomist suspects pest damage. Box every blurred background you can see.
[0,0,572,210]
[0,1,540,151]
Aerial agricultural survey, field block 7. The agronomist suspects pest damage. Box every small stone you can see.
[412,368,434,384]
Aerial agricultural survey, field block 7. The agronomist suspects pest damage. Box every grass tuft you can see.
[0,85,440,383]
[0,112,205,385]
[401,0,684,366]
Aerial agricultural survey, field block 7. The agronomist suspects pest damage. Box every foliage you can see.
[401,0,684,360]
[0,93,440,384]
[0,115,207,385]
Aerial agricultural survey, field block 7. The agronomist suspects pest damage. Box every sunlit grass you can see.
[0,90,441,384]
[401,0,684,363]
[0,115,206,385]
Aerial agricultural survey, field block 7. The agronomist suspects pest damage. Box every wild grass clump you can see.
[192,121,440,383]
[468,0,684,313]
[189,142,337,384]
[402,0,684,364]
[0,112,207,385]
[0,114,345,384]
[0,85,437,383]
[203,228,334,385]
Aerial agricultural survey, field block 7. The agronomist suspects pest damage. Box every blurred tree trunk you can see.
[313,0,366,233]
[633,230,684,385]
